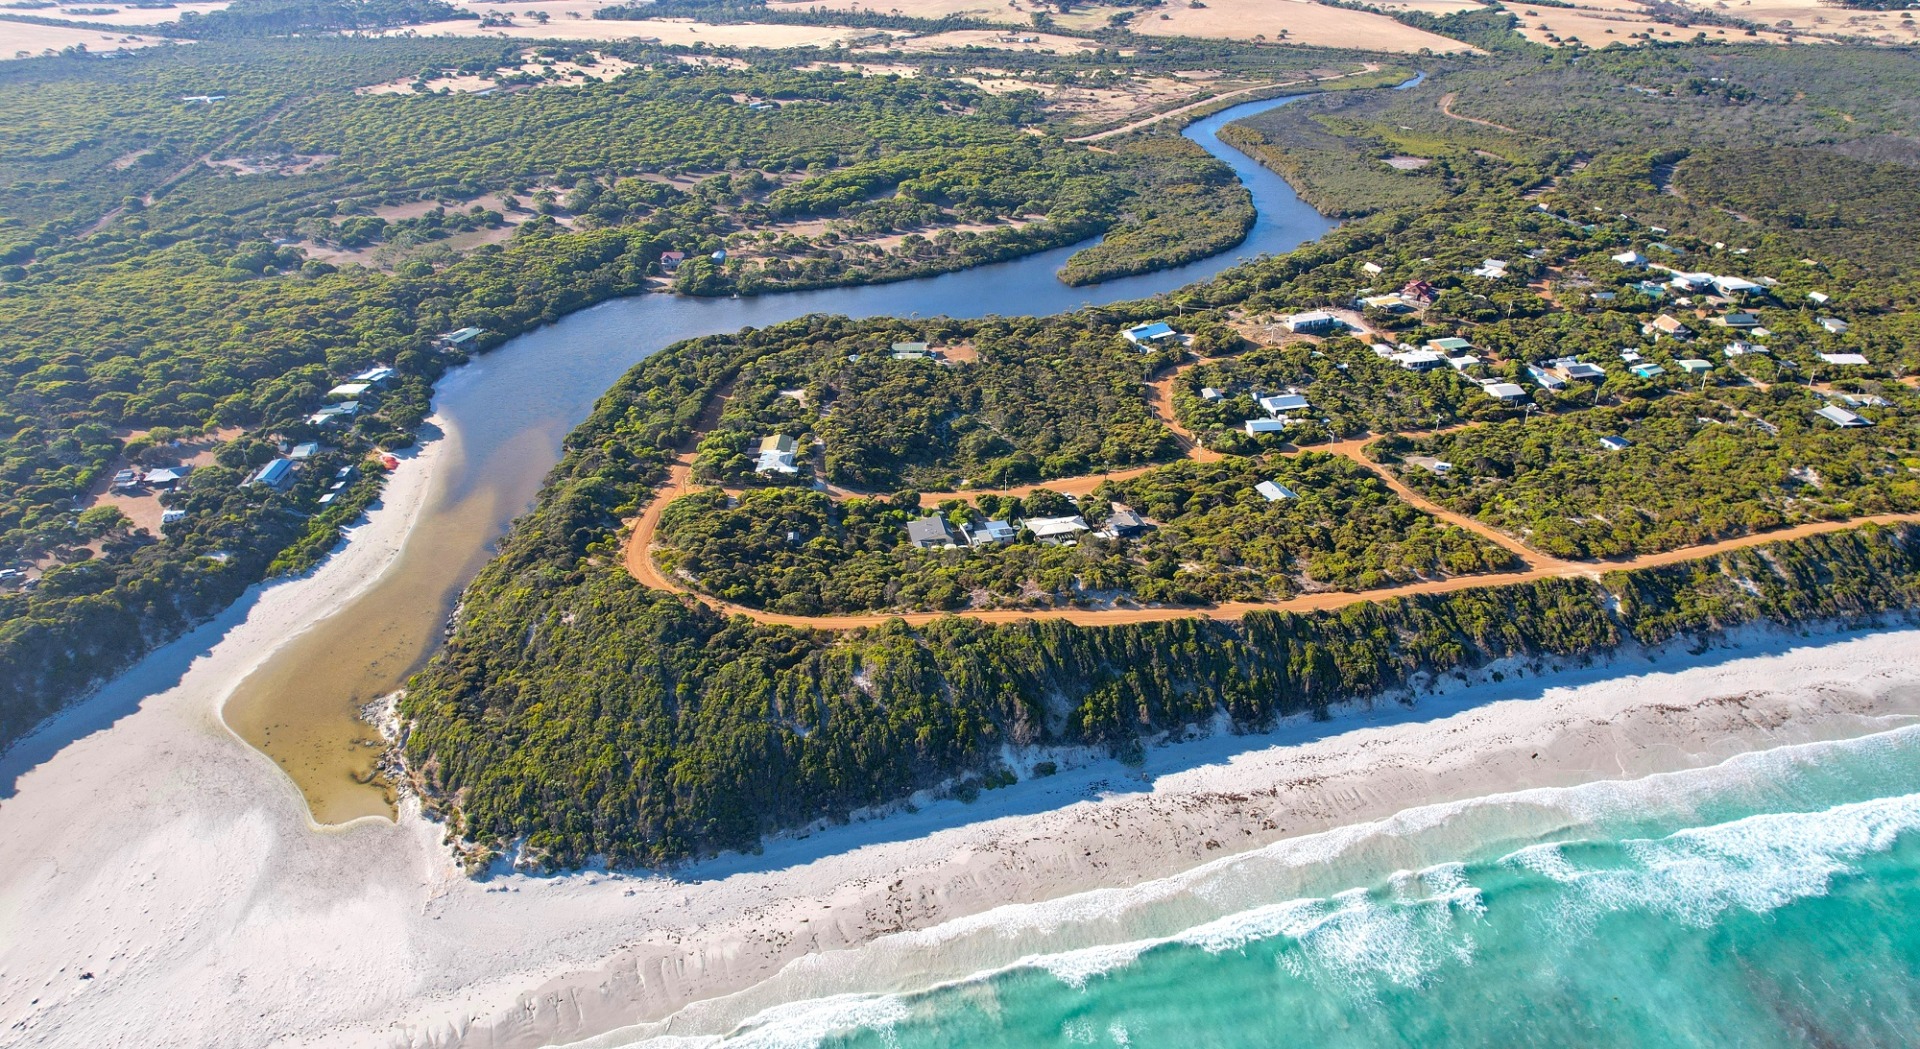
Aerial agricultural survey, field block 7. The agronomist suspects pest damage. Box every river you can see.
[219,91,1349,825]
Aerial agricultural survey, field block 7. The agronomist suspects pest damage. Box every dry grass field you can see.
[0,21,174,58]
[1124,0,1478,52]
[358,49,637,94]
[383,16,896,47]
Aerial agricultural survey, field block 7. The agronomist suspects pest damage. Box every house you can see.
[890,341,930,356]
[1361,294,1413,313]
[1024,515,1090,543]
[145,466,189,487]
[1630,363,1666,379]
[1391,349,1447,372]
[965,519,1017,547]
[1591,291,1617,302]
[289,442,321,460]
[1645,315,1693,341]
[308,401,360,426]
[1472,259,1509,279]
[1254,480,1298,502]
[1620,349,1644,363]
[1526,365,1568,391]
[327,382,372,400]
[1447,355,1483,372]
[1815,405,1872,428]
[1284,311,1343,335]
[1818,352,1870,366]
[1244,418,1290,436]
[1258,392,1310,416]
[246,459,292,490]
[1598,435,1632,452]
[1400,279,1438,304]
[1368,343,1397,359]
[1723,340,1769,358]
[353,366,396,385]
[1677,359,1714,375]
[1808,292,1831,305]
[1362,261,1385,275]
[1123,322,1179,347]
[437,326,484,349]
[1818,317,1850,335]
[1611,250,1648,267]
[1483,382,1528,402]
[1712,311,1761,329]
[659,250,687,273]
[1711,276,1762,298]
[1099,509,1152,538]
[905,516,957,549]
[1631,280,1668,298]
[754,434,799,475]
[1428,337,1473,354]
[1665,271,1715,292]
[1549,358,1606,382]
[710,249,727,263]
[1200,387,1224,402]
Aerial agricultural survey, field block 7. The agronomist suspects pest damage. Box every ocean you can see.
[625,725,1920,1048]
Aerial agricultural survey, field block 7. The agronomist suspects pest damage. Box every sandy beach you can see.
[3,413,1920,1046]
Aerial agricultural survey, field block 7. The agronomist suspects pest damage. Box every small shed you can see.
[1244,419,1290,436]
[1598,435,1631,452]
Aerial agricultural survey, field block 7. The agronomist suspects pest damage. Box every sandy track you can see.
[1438,91,1522,134]
[621,361,1920,629]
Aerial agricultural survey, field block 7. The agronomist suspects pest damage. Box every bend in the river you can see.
[218,89,1356,825]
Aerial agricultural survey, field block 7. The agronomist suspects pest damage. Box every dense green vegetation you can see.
[401,39,1920,870]
[653,451,1516,614]
[682,314,1183,492]
[0,37,1324,748]
[1383,386,1920,559]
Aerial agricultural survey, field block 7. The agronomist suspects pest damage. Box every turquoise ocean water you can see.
[627,725,1920,1049]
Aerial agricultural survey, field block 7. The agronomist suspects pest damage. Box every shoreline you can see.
[6,593,1918,1047]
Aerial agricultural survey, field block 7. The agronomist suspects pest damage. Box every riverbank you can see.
[4,604,1918,1047]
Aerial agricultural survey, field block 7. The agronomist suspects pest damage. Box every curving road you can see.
[623,356,1920,630]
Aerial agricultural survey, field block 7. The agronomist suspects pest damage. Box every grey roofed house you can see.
[327,382,372,400]
[1254,480,1297,502]
[113,468,140,489]
[246,459,292,489]
[1612,250,1648,267]
[1818,352,1869,366]
[1100,509,1151,538]
[1815,404,1872,428]
[1713,311,1761,329]
[1446,354,1482,371]
[1200,387,1224,401]
[438,326,484,347]
[1711,275,1762,297]
[1819,317,1850,334]
[353,365,396,384]
[754,433,800,474]
[1244,418,1289,435]
[1483,382,1528,402]
[144,466,189,486]
[1391,349,1447,371]
[1599,435,1632,452]
[965,519,1018,546]
[1258,392,1310,415]
[1526,365,1568,391]
[1551,359,1606,381]
[1024,515,1090,541]
[289,442,321,460]
[890,341,929,355]
[905,515,957,548]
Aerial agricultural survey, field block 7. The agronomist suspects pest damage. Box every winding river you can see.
[220,90,1353,824]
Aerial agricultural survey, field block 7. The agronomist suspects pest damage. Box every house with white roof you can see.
[1818,352,1869,366]
[1024,515,1090,543]
[1258,392,1310,416]
[1284,310,1343,334]
[1244,419,1290,436]
[1391,349,1446,372]
[1254,480,1297,502]
[754,434,800,475]
[1815,405,1871,428]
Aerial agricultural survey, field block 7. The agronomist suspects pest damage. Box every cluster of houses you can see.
[903,507,1154,550]
[245,364,397,492]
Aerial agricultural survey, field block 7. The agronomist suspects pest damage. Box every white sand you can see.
[3,422,1919,1047]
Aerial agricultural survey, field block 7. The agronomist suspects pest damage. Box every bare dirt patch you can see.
[36,0,229,25]
[0,22,172,58]
[1383,155,1433,170]
[358,49,636,95]
[1125,0,1478,52]
[382,16,900,47]
[882,28,1104,53]
[210,153,335,176]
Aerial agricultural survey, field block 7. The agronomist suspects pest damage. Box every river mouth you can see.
[222,90,1347,825]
